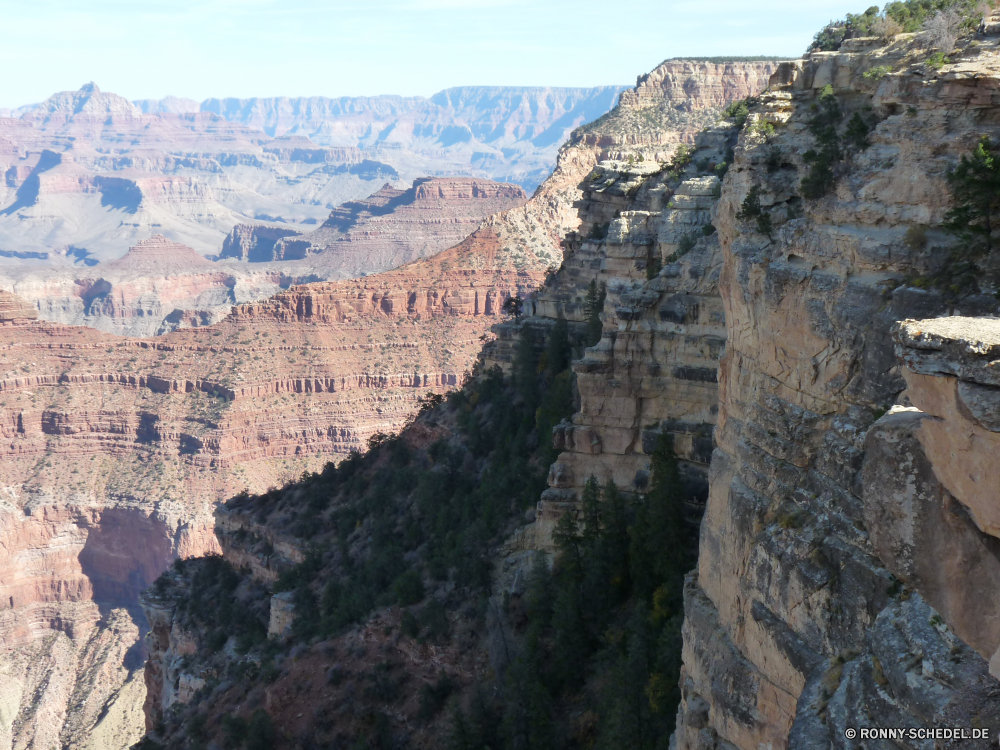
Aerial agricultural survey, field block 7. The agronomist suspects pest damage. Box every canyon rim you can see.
[7,3,1000,750]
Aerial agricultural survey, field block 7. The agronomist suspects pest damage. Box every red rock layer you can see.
[0,222,547,646]
[220,177,530,277]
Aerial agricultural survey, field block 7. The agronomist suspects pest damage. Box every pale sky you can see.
[0,0,865,108]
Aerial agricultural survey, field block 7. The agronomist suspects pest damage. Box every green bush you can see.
[393,569,426,606]
[419,672,456,719]
[246,710,276,750]
[736,185,774,240]
[801,86,842,199]
[863,65,893,80]
[926,51,951,70]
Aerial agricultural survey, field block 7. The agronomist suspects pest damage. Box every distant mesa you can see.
[219,176,528,276]
[0,289,37,322]
[103,234,217,276]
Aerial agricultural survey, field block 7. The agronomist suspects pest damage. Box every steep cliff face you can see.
[0,220,547,747]
[497,60,780,543]
[674,36,1000,750]
[219,177,528,276]
[575,59,780,157]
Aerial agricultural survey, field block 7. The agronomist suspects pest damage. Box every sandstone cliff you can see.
[219,177,528,277]
[670,35,1000,750]
[0,213,547,747]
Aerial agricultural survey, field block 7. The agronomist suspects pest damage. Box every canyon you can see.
[0,82,623,267]
[0,202,551,746]
[5,177,527,336]
[137,38,1000,750]
[129,57,786,749]
[15,29,1000,750]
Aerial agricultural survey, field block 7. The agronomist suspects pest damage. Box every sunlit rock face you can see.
[0,201,553,747]
[674,38,1000,750]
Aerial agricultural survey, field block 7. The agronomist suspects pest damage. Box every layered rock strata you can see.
[494,60,781,543]
[0,222,548,747]
[674,37,1000,750]
[5,176,529,337]
[219,177,528,277]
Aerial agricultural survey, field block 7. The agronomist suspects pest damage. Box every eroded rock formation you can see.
[219,177,528,276]
[0,213,549,747]
[672,36,1000,750]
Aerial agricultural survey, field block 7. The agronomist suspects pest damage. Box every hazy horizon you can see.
[0,0,864,110]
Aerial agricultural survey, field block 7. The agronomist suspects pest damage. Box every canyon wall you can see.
[673,36,1000,749]
[496,59,780,543]
[219,177,528,277]
[6,176,526,337]
[0,218,549,747]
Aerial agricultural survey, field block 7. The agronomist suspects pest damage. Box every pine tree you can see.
[545,316,572,377]
[514,329,538,405]
[801,85,842,199]
[735,185,773,241]
[583,280,606,346]
[943,136,1000,256]
[603,479,632,601]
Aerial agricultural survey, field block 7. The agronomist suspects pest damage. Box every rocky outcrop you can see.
[573,59,781,158]
[491,61,782,543]
[219,225,302,262]
[0,83,625,268]
[673,37,1000,750]
[0,289,36,322]
[218,177,528,277]
[0,209,548,747]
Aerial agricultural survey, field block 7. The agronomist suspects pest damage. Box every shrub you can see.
[246,710,277,750]
[905,225,929,250]
[501,295,522,320]
[862,65,893,80]
[736,185,774,241]
[721,99,751,128]
[587,222,610,240]
[872,14,904,39]
[419,672,456,719]
[926,51,951,70]
[748,120,776,142]
[920,8,961,50]
[646,253,662,280]
[845,112,874,150]
[222,715,248,748]
[393,569,425,606]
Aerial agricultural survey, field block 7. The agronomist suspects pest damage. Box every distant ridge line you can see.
[663,56,797,63]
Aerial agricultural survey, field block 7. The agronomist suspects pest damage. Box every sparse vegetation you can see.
[810,0,990,52]
[801,85,843,199]
[584,279,607,346]
[862,65,893,80]
[736,185,774,241]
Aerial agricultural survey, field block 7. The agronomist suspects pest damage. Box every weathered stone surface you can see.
[219,177,528,277]
[863,406,1000,662]
[676,34,1000,749]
